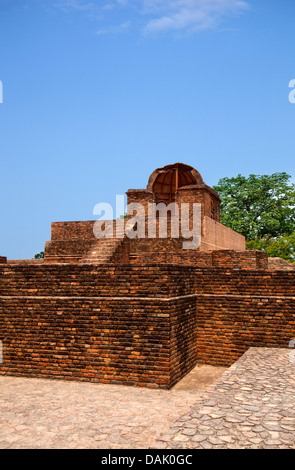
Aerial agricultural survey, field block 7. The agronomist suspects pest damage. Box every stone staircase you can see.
[82,238,124,264]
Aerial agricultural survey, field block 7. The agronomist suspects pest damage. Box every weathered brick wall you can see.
[194,268,295,366]
[0,257,7,264]
[45,240,95,256]
[170,296,198,387]
[1,263,295,387]
[129,239,267,269]
[0,296,171,387]
[6,259,44,265]
[45,221,127,263]
[176,186,219,222]
[44,239,96,263]
[0,264,198,388]
[194,268,295,296]
[50,221,96,241]
[268,257,295,271]
[111,238,130,264]
[125,185,245,252]
[46,221,99,263]
[0,264,195,298]
[196,295,295,366]
[201,216,245,251]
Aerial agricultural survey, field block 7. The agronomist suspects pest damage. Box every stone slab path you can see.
[156,348,295,449]
[1,348,294,449]
[0,365,225,449]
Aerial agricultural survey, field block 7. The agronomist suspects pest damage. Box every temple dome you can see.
[147,163,205,204]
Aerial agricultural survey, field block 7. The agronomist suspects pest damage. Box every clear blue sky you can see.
[0,0,295,259]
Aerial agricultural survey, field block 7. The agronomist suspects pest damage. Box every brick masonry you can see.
[0,264,198,388]
[128,238,267,269]
[0,263,295,388]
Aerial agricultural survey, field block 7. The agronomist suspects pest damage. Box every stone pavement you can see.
[1,348,295,449]
[0,364,225,449]
[156,348,295,449]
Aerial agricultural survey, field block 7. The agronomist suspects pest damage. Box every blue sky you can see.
[0,0,295,259]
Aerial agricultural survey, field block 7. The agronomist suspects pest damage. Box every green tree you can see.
[213,173,295,240]
[34,251,44,259]
[247,234,295,264]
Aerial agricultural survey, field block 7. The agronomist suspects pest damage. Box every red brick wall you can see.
[7,259,44,265]
[170,296,198,387]
[176,186,219,222]
[0,296,172,387]
[196,295,295,366]
[1,263,295,387]
[201,216,245,251]
[194,268,295,366]
[194,268,295,296]
[50,221,96,241]
[45,239,96,255]
[129,239,267,269]
[45,221,127,263]
[0,264,197,388]
[0,264,195,298]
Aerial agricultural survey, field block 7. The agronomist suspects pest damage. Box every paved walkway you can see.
[1,348,295,449]
[156,348,295,449]
[0,365,225,449]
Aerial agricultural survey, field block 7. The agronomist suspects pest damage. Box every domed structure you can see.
[147,163,204,204]
[127,162,221,222]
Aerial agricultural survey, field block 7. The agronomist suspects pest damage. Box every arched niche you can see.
[147,163,204,204]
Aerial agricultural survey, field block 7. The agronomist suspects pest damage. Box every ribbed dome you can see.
[147,163,204,204]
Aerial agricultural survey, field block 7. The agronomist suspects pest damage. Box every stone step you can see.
[81,237,124,265]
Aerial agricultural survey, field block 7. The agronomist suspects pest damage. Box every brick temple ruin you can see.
[1,163,295,388]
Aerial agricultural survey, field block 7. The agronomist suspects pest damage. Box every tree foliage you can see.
[34,251,44,259]
[246,234,295,264]
[213,173,295,240]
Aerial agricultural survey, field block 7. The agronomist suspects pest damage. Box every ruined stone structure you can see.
[44,163,245,265]
[0,163,295,389]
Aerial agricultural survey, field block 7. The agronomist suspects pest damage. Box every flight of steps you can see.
[82,238,124,264]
